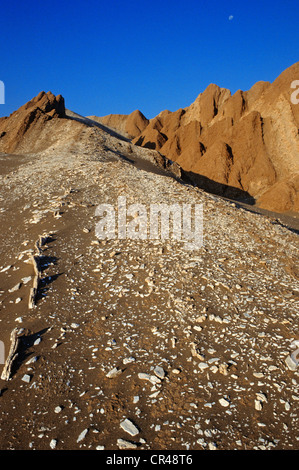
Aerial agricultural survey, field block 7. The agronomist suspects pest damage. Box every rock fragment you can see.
[154,366,165,379]
[106,367,122,378]
[219,398,230,407]
[77,428,89,443]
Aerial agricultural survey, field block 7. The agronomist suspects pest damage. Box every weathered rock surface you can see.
[88,109,149,140]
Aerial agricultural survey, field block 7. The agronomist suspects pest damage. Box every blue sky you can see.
[0,0,298,119]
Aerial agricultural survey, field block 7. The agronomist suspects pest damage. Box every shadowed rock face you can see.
[130,62,299,213]
[0,91,66,154]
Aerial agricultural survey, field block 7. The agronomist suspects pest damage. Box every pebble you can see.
[26,356,38,365]
[138,372,161,384]
[123,356,135,364]
[154,366,165,379]
[21,374,32,383]
[255,400,263,411]
[198,362,209,369]
[285,355,298,371]
[120,418,140,436]
[106,367,122,378]
[8,283,21,293]
[50,439,57,449]
[219,398,230,407]
[208,442,217,450]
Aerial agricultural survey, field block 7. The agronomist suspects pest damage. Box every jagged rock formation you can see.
[0,108,298,450]
[0,91,68,154]
[87,110,149,140]
[131,62,299,212]
[0,62,299,214]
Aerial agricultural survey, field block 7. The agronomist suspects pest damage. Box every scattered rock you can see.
[120,418,140,437]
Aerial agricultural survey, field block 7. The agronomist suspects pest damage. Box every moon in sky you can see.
[229,15,234,21]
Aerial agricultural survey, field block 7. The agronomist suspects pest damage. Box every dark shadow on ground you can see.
[10,328,50,377]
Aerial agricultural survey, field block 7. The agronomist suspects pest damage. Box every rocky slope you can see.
[87,110,149,140]
[0,93,298,450]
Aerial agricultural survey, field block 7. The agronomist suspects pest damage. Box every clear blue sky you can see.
[0,0,298,119]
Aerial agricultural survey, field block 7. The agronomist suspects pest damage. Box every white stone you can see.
[208,442,217,450]
[198,362,209,369]
[154,366,165,379]
[285,355,298,371]
[22,374,32,383]
[120,418,139,436]
[106,367,122,378]
[123,357,135,364]
[8,283,21,293]
[255,400,263,411]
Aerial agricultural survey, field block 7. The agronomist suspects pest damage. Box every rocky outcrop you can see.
[88,109,149,140]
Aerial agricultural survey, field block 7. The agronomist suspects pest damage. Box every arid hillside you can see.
[91,63,299,213]
[0,99,299,450]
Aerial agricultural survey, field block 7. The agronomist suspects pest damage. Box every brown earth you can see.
[130,62,299,213]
